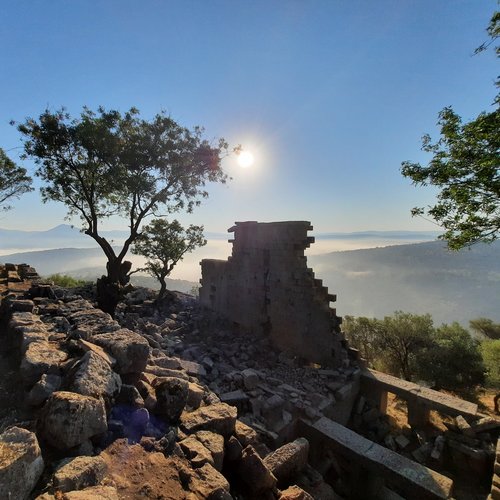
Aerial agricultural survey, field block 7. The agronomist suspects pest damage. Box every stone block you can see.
[0,427,44,500]
[53,456,107,493]
[153,377,189,422]
[40,391,107,450]
[181,403,237,437]
[263,437,309,484]
[237,445,277,493]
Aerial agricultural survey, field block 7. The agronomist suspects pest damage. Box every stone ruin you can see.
[200,221,345,367]
[0,222,499,499]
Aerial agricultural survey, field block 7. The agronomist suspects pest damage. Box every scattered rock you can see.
[238,445,277,493]
[153,377,189,421]
[53,455,107,493]
[263,437,309,484]
[181,402,237,437]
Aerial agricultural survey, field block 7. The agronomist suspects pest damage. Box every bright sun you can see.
[237,150,254,168]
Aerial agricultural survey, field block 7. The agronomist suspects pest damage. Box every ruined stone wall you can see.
[199,221,345,367]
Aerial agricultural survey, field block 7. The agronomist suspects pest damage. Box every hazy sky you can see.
[1,0,497,234]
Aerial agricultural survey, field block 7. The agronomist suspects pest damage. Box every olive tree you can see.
[17,107,230,314]
[0,147,32,211]
[132,218,206,301]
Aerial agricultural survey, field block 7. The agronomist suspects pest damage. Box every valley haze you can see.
[2,224,499,327]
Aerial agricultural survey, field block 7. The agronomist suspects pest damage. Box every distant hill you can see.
[0,224,128,250]
[309,240,500,326]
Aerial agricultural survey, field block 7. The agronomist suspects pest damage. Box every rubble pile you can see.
[0,266,340,499]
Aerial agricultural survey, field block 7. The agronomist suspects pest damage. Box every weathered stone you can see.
[241,368,260,390]
[153,377,189,421]
[196,431,225,471]
[27,373,62,406]
[21,341,67,386]
[40,391,107,450]
[279,485,314,500]
[263,438,309,484]
[395,434,410,450]
[187,382,205,409]
[179,359,207,377]
[92,328,149,374]
[116,384,144,408]
[234,419,259,448]
[220,389,250,409]
[188,462,231,499]
[0,427,44,500]
[238,445,277,493]
[455,415,471,433]
[53,455,107,493]
[179,436,214,468]
[77,339,116,366]
[466,416,500,435]
[225,435,243,461]
[9,299,35,312]
[61,485,119,499]
[181,402,237,437]
[70,351,122,400]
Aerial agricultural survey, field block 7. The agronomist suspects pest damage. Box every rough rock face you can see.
[180,402,237,437]
[0,427,44,500]
[40,391,107,449]
[92,328,149,374]
[263,438,310,484]
[237,445,278,493]
[53,455,108,493]
[153,376,189,421]
[20,341,68,386]
[70,351,122,400]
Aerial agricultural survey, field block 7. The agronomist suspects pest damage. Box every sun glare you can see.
[237,150,254,168]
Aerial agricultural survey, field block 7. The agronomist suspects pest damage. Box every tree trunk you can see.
[157,277,167,301]
[96,258,132,317]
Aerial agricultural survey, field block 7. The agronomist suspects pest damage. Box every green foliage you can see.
[132,218,206,300]
[469,317,500,339]
[401,11,500,250]
[480,339,500,387]
[16,106,230,314]
[416,322,485,391]
[0,147,33,211]
[46,274,89,288]
[344,312,485,391]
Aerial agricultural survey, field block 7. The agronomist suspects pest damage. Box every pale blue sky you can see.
[0,0,498,233]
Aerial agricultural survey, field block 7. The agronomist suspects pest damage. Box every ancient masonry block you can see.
[199,221,345,367]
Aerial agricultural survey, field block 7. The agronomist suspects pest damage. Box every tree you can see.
[401,11,500,250]
[132,218,206,301]
[17,107,230,315]
[378,311,435,381]
[469,317,500,339]
[480,339,500,388]
[342,315,384,366]
[416,322,485,392]
[0,148,32,211]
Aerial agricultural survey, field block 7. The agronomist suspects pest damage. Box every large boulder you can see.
[40,391,107,450]
[180,403,237,437]
[92,329,149,374]
[263,437,309,484]
[0,427,44,500]
[27,373,62,406]
[153,377,189,421]
[70,351,121,401]
[53,455,107,493]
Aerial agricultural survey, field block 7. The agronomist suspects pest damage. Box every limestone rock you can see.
[188,462,231,499]
[92,328,149,374]
[181,402,237,437]
[238,445,277,493]
[40,391,107,450]
[263,438,309,484]
[53,455,107,492]
[21,341,67,386]
[0,427,44,500]
[27,373,62,406]
[70,351,121,400]
[154,377,189,421]
[60,485,119,499]
[234,420,259,448]
[179,435,214,468]
[187,382,205,410]
[279,485,314,499]
[195,431,225,471]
